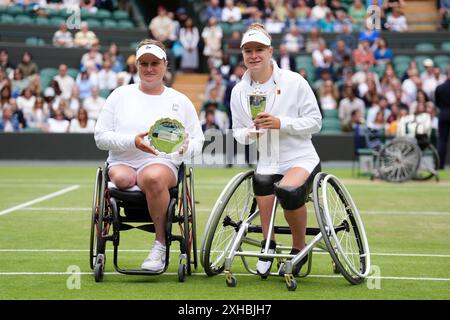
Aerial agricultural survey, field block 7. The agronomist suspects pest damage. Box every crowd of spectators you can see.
[0,0,449,143]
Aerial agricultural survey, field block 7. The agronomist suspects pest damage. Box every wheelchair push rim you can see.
[201,171,255,276]
[313,173,371,284]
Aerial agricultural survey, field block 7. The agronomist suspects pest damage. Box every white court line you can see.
[0,185,80,216]
[0,271,448,282]
[0,249,449,258]
[18,207,450,216]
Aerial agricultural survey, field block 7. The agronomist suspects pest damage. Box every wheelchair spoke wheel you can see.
[414,144,440,181]
[201,171,255,276]
[180,167,197,276]
[313,173,370,285]
[377,137,420,182]
[90,167,102,270]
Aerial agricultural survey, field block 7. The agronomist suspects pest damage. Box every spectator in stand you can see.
[420,59,436,83]
[374,37,393,65]
[96,0,114,11]
[298,9,319,33]
[117,56,139,86]
[332,39,352,68]
[74,22,99,49]
[80,0,97,13]
[27,96,49,131]
[435,67,450,168]
[353,38,375,68]
[362,74,381,107]
[383,0,406,16]
[68,85,81,115]
[222,0,241,23]
[76,70,94,99]
[311,0,331,20]
[438,0,450,29]
[16,87,35,120]
[385,7,408,32]
[11,69,29,98]
[282,25,304,53]
[202,17,223,69]
[179,17,200,73]
[54,63,75,101]
[83,86,106,120]
[410,89,429,115]
[358,28,380,48]
[47,107,70,133]
[8,97,27,129]
[53,22,74,48]
[108,43,125,73]
[0,49,15,78]
[336,54,355,81]
[204,71,226,104]
[312,39,333,74]
[273,0,289,22]
[380,63,400,104]
[201,109,221,132]
[333,9,353,33]
[69,107,96,133]
[277,44,297,72]
[97,59,118,91]
[80,43,103,71]
[294,0,311,18]
[17,51,39,79]
[393,85,409,110]
[265,12,285,34]
[348,0,366,31]
[338,84,365,132]
[335,24,356,49]
[367,96,391,128]
[318,10,335,32]
[402,68,421,105]
[0,105,20,132]
[227,30,242,50]
[0,85,11,109]
[423,66,446,102]
[205,0,222,21]
[318,79,339,110]
[305,27,324,53]
[200,101,229,133]
[329,0,347,15]
[43,87,58,113]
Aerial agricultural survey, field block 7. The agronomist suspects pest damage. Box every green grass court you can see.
[0,164,449,300]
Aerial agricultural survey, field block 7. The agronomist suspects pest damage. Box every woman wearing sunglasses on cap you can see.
[94,39,204,273]
[230,23,322,277]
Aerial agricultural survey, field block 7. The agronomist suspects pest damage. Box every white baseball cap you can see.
[240,30,271,48]
[136,44,167,61]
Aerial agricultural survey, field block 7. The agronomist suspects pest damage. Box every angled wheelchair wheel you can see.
[179,166,197,276]
[414,144,440,181]
[376,137,421,182]
[89,167,103,270]
[201,171,255,276]
[313,173,371,285]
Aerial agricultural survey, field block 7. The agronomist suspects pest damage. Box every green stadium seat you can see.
[0,14,14,23]
[296,55,313,67]
[103,19,118,28]
[415,43,435,52]
[34,16,50,25]
[49,16,65,26]
[129,41,140,50]
[441,42,450,51]
[80,8,96,19]
[372,64,386,78]
[6,5,23,15]
[322,109,339,119]
[0,5,7,13]
[99,89,111,98]
[86,18,102,28]
[117,20,134,29]
[219,22,231,33]
[96,9,111,19]
[393,55,411,65]
[67,68,79,79]
[40,67,58,79]
[414,55,431,67]
[113,10,129,20]
[25,37,46,46]
[230,22,246,32]
[15,14,34,24]
[321,118,342,133]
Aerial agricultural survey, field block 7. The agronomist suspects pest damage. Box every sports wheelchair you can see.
[200,169,371,291]
[373,114,440,182]
[89,162,197,282]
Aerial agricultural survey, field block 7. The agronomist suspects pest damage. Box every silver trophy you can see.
[247,84,267,133]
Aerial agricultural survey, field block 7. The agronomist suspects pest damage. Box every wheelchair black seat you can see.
[108,183,179,206]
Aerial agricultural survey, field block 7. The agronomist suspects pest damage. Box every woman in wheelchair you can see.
[230,24,322,277]
[94,39,204,273]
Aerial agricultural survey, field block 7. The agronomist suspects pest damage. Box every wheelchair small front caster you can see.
[178,263,187,283]
[94,254,105,283]
[284,274,297,291]
[225,272,237,287]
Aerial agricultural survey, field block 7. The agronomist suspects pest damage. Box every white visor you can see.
[136,44,167,61]
[240,30,271,48]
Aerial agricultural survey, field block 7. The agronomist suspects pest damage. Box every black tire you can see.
[89,167,102,270]
[201,171,255,276]
[181,168,192,275]
[178,263,187,283]
[189,167,198,272]
[376,137,421,182]
[313,173,371,285]
[94,254,105,283]
[414,144,440,181]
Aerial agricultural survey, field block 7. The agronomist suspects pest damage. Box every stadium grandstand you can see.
[0,0,449,165]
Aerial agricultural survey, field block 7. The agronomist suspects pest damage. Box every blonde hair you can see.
[135,39,166,53]
[245,23,272,42]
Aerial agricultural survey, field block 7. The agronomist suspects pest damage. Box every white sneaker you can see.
[141,240,166,272]
[256,240,276,277]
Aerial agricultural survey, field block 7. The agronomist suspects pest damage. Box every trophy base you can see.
[248,128,261,134]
